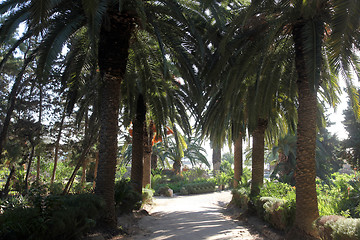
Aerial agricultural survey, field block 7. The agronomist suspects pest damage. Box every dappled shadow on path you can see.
[133,204,264,240]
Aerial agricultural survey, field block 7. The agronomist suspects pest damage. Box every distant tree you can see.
[270,127,343,185]
[343,96,360,169]
[222,152,234,165]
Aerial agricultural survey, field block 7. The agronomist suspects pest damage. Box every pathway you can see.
[123,191,269,240]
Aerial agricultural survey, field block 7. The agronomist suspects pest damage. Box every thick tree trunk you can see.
[131,95,146,194]
[95,6,135,228]
[289,22,319,239]
[94,71,122,227]
[51,110,66,184]
[143,121,154,188]
[250,118,267,197]
[212,144,221,175]
[234,133,243,188]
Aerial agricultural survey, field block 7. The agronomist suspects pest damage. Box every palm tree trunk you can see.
[51,110,66,184]
[250,118,267,197]
[95,6,135,228]
[131,94,146,194]
[212,144,221,175]
[291,22,319,238]
[143,121,154,188]
[234,133,243,188]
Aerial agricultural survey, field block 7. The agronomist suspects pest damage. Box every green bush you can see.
[259,196,296,230]
[0,194,104,240]
[182,168,209,181]
[0,195,29,214]
[231,188,249,210]
[142,186,154,205]
[48,182,64,195]
[316,216,360,240]
[184,181,216,194]
[316,173,358,217]
[114,179,142,214]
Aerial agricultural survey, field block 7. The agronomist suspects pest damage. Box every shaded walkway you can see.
[127,191,266,240]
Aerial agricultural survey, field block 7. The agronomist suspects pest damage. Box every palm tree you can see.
[225,1,360,237]
[0,0,206,227]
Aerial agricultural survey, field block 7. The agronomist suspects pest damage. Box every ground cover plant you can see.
[232,172,360,238]
[0,192,105,240]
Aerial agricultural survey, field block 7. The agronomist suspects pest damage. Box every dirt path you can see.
[122,191,271,240]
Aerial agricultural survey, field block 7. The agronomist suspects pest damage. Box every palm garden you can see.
[1,0,360,239]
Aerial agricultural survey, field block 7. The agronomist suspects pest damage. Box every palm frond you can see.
[36,13,85,80]
[0,5,30,44]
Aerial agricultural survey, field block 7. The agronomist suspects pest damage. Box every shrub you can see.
[184,181,216,194]
[114,179,142,215]
[259,196,296,230]
[231,188,249,211]
[0,194,104,240]
[48,182,63,195]
[316,216,360,240]
[0,195,29,214]
[257,181,296,230]
[142,186,154,205]
[182,168,209,182]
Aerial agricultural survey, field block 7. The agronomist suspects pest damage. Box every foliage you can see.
[270,130,343,185]
[184,181,216,194]
[232,173,360,234]
[343,95,360,170]
[114,179,142,215]
[221,152,234,165]
[257,182,296,230]
[320,217,360,240]
[220,160,232,174]
[182,167,209,182]
[0,194,105,240]
[142,185,154,205]
[151,168,218,195]
[215,172,232,189]
[230,168,252,209]
[214,160,234,189]
[259,181,296,201]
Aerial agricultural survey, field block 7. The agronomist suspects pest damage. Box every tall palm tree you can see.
[0,0,206,227]
[226,1,360,238]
